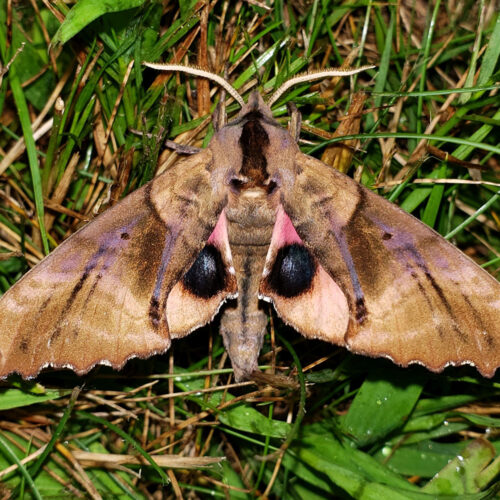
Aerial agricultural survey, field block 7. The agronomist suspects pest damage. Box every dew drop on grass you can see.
[381,446,392,456]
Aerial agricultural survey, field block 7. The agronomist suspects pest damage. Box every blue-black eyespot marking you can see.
[182,245,226,298]
[268,243,315,298]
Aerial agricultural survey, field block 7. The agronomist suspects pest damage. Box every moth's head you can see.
[237,91,274,120]
[209,90,296,195]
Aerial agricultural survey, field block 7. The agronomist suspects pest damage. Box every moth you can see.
[0,63,499,382]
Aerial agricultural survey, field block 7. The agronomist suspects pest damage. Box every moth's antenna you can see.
[267,65,375,107]
[143,63,245,108]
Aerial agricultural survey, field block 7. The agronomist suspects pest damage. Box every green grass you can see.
[0,0,499,498]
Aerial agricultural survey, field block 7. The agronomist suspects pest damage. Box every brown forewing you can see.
[275,152,500,377]
[0,149,230,378]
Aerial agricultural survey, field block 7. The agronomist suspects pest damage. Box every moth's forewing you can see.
[266,151,500,377]
[0,149,234,378]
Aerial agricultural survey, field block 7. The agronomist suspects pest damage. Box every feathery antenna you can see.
[143,63,245,108]
[267,65,375,107]
[144,62,375,111]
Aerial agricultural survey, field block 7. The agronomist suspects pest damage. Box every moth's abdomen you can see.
[219,194,276,380]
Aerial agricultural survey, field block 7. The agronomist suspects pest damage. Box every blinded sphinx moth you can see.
[0,64,498,381]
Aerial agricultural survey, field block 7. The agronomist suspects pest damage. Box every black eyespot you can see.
[182,245,226,298]
[268,244,315,297]
[382,232,392,240]
[121,232,130,240]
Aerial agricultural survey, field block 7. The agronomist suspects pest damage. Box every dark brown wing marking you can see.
[0,148,232,378]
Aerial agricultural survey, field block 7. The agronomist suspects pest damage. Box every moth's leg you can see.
[287,102,302,143]
[131,129,201,153]
[212,100,227,132]
[129,129,201,155]
[212,78,228,131]
[163,140,202,155]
